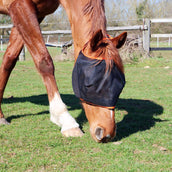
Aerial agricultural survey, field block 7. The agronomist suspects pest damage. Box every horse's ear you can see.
[90,29,103,51]
[111,32,127,49]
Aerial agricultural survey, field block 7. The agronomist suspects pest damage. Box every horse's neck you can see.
[60,0,106,58]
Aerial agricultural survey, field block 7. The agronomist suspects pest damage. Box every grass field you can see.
[0,50,172,171]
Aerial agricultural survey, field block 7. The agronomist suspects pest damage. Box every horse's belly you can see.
[35,0,59,17]
[1,0,59,17]
[0,0,8,14]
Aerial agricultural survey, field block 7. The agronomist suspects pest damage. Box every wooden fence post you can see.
[143,18,151,53]
[19,47,25,61]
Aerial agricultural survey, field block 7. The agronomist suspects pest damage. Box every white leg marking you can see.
[50,93,79,132]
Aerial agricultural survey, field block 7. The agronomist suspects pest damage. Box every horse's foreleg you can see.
[8,0,83,137]
[0,27,24,124]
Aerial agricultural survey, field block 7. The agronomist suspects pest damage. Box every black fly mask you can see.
[72,51,125,109]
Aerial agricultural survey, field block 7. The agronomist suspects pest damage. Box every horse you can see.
[0,0,127,143]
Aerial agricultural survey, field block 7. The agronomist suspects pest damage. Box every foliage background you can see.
[1,0,172,32]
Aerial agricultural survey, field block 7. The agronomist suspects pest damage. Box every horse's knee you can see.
[2,52,18,72]
[37,55,54,75]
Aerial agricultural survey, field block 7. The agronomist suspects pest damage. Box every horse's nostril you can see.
[95,126,104,141]
[106,134,111,139]
[94,127,114,143]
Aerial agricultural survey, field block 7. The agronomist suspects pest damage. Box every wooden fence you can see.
[0,18,172,60]
[42,18,172,53]
[144,18,172,52]
[151,34,172,48]
[107,18,172,53]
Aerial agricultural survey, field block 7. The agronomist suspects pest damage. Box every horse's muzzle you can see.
[92,125,116,143]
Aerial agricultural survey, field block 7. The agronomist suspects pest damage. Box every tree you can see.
[0,15,11,24]
[136,0,147,20]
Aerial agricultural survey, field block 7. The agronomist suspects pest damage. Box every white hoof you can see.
[62,127,84,137]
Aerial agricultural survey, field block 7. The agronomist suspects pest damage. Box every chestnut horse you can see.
[0,0,127,142]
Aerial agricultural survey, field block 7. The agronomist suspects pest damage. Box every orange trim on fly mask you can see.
[82,51,105,60]
[80,98,116,110]
[103,34,113,40]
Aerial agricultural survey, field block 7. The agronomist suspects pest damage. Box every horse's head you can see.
[73,30,127,142]
[82,102,116,143]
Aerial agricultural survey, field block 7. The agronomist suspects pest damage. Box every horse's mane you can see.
[83,0,107,36]
[104,40,124,73]
[96,40,124,73]
[82,1,124,73]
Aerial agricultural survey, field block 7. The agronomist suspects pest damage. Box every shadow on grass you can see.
[114,98,164,141]
[6,110,49,123]
[3,94,84,123]
[3,94,164,140]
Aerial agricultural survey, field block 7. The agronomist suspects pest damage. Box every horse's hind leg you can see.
[8,0,83,137]
[0,27,24,124]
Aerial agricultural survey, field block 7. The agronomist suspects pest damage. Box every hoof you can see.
[62,127,84,137]
[0,118,10,125]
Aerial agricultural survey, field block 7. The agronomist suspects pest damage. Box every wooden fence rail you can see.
[151,34,172,47]
[0,18,172,61]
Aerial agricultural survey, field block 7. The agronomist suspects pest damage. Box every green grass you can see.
[0,51,172,171]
